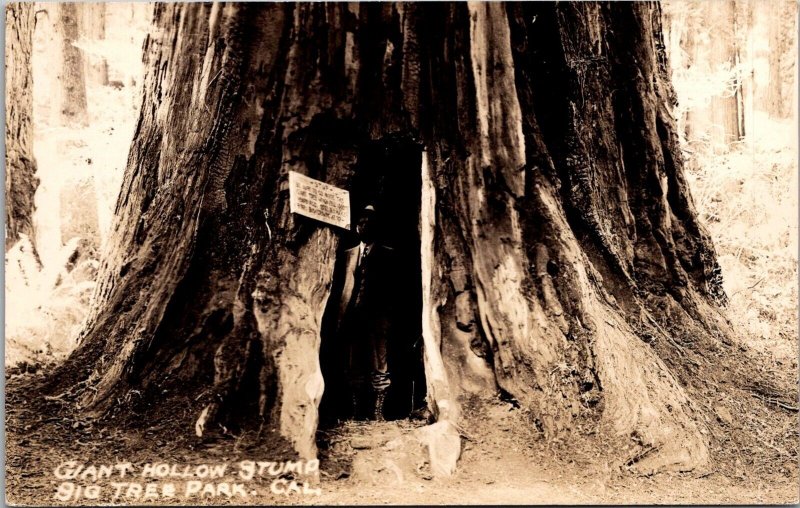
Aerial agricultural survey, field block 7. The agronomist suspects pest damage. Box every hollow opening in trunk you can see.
[318,136,426,428]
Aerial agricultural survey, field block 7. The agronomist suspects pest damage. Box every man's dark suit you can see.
[334,241,397,393]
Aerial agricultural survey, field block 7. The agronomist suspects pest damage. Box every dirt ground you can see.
[5,359,798,506]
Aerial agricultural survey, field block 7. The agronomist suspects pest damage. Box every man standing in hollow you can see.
[333,204,397,421]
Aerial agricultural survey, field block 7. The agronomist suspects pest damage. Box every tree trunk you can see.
[766,0,797,119]
[678,4,712,146]
[5,3,38,254]
[673,0,742,148]
[709,0,743,146]
[49,2,732,475]
[83,3,109,87]
[58,2,88,126]
[735,0,754,140]
[766,1,784,118]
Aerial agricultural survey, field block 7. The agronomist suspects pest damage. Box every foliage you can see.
[5,236,96,368]
[682,112,798,363]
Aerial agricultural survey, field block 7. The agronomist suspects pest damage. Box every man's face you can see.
[356,211,375,241]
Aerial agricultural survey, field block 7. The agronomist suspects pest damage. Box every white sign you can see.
[288,171,351,230]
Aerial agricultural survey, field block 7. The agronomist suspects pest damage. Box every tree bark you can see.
[49,2,732,475]
[58,2,88,125]
[5,3,38,254]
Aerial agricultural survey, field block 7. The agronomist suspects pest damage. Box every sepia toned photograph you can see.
[4,1,798,505]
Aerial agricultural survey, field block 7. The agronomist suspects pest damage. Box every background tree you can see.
[663,0,745,149]
[46,2,742,475]
[82,2,108,87]
[57,2,88,126]
[5,2,38,254]
[765,0,797,119]
[664,0,797,147]
[709,0,745,144]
